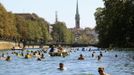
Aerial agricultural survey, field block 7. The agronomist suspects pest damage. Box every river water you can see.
[0,47,134,75]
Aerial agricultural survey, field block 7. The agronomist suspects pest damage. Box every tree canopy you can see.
[95,0,134,48]
[0,3,18,40]
[52,22,74,44]
[0,3,51,44]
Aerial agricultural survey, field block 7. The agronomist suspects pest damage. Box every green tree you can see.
[15,14,51,44]
[37,18,51,43]
[52,22,74,44]
[0,3,18,40]
[95,0,134,48]
[15,15,29,41]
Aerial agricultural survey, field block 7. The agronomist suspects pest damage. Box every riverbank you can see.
[0,41,14,50]
[0,41,50,50]
[0,41,23,50]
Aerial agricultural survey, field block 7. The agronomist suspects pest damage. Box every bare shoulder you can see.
[105,73,110,75]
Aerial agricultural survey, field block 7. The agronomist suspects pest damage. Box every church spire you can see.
[76,0,79,15]
[55,11,58,23]
[75,0,80,29]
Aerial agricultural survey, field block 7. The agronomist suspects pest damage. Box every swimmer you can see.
[37,57,41,61]
[6,56,12,61]
[97,55,101,61]
[115,54,118,58]
[58,63,64,70]
[41,54,45,59]
[100,51,103,57]
[92,52,95,57]
[2,53,4,57]
[98,67,110,75]
[78,54,84,60]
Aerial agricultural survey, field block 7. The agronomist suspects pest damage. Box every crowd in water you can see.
[0,46,125,75]
[0,48,47,61]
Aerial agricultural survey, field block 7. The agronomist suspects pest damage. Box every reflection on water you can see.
[0,48,134,75]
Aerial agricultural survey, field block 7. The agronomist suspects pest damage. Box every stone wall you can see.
[0,41,23,50]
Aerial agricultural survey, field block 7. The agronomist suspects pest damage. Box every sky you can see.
[0,0,104,29]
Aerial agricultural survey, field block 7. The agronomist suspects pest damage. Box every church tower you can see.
[75,0,80,29]
[55,11,58,23]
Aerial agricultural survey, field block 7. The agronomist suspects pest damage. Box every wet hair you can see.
[37,58,41,61]
[98,67,104,72]
[59,63,64,70]
[59,63,63,66]
[80,54,83,56]
[6,56,11,61]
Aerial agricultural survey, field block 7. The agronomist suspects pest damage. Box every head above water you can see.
[98,67,105,75]
[80,54,83,57]
[6,56,11,61]
[59,63,64,70]
[98,67,104,71]
[78,54,84,60]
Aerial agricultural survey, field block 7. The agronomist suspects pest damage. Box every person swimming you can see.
[92,52,95,57]
[5,56,12,61]
[24,53,32,59]
[100,51,103,57]
[115,54,118,58]
[58,63,64,70]
[97,55,101,61]
[49,45,55,52]
[37,57,41,61]
[21,52,24,56]
[78,54,84,60]
[57,45,64,52]
[2,53,4,57]
[41,53,45,59]
[98,67,110,75]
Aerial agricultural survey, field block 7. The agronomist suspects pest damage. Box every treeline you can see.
[0,3,74,45]
[52,22,74,44]
[95,0,134,48]
[0,3,50,43]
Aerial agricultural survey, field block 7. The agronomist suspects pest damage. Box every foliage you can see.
[95,0,134,48]
[52,22,74,44]
[0,3,51,44]
[0,3,18,41]
[0,3,75,45]
[15,15,51,44]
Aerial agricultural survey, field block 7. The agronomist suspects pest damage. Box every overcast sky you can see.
[0,0,104,28]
